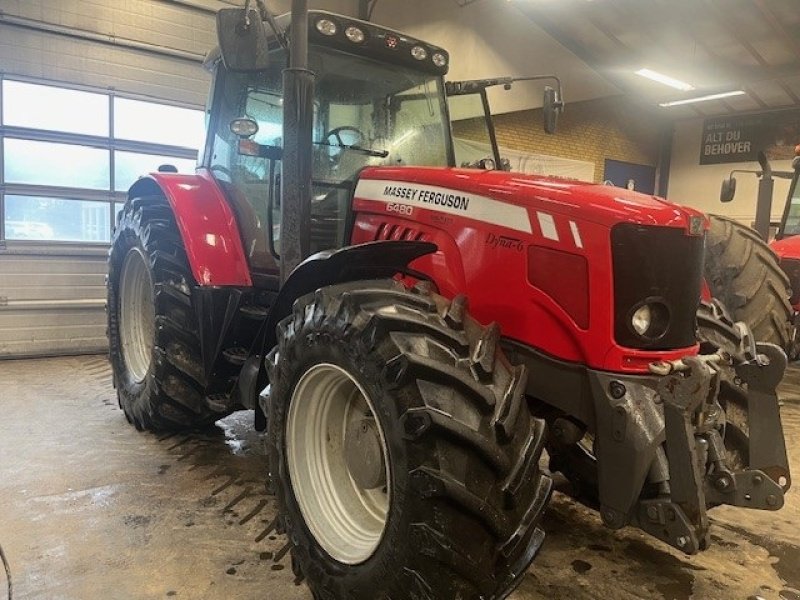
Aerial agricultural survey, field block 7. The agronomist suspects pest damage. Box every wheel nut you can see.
[715,476,731,490]
[767,494,779,507]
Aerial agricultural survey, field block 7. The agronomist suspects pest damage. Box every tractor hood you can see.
[357,166,705,231]
[770,235,800,260]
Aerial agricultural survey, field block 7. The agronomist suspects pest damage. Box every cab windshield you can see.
[312,48,452,178]
[206,47,451,274]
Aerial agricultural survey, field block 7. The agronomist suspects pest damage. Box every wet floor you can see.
[1,355,799,600]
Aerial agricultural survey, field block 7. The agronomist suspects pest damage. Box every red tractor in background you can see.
[705,149,800,356]
[107,2,791,599]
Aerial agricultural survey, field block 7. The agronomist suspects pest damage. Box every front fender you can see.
[263,240,437,351]
[128,168,252,286]
[236,240,437,412]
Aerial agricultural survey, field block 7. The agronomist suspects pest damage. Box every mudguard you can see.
[263,240,437,350]
[235,240,437,413]
[127,168,252,287]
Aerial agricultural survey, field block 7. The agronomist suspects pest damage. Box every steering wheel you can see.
[209,164,234,181]
[324,126,366,165]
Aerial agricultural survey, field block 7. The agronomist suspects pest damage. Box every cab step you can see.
[223,346,248,366]
[240,304,270,320]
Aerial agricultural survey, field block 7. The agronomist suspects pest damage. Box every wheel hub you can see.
[344,418,387,491]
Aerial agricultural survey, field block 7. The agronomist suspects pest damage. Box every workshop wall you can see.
[453,96,664,184]
[0,0,358,106]
[668,117,794,226]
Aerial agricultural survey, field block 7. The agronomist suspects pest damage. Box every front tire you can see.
[266,280,551,600]
[108,195,232,431]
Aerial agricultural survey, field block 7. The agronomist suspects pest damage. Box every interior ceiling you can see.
[370,0,618,115]
[508,0,800,119]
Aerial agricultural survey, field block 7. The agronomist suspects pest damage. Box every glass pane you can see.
[210,60,285,274]
[2,80,109,136]
[449,93,496,168]
[114,151,197,191]
[5,195,111,242]
[114,97,204,149]
[4,138,110,189]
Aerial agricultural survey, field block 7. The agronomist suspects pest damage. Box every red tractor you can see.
[705,150,800,355]
[107,3,791,598]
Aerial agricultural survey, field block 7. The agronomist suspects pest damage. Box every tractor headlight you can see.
[345,26,366,43]
[432,53,448,68]
[411,46,428,61]
[629,300,670,340]
[316,19,338,36]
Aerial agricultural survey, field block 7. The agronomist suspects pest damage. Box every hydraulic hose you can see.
[0,542,11,600]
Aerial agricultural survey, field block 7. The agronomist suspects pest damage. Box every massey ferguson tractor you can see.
[107,2,792,599]
[704,149,800,356]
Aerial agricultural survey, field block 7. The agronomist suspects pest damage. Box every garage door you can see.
[0,76,203,358]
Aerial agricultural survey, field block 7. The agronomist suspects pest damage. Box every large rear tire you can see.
[266,280,552,600]
[704,215,793,350]
[108,195,233,431]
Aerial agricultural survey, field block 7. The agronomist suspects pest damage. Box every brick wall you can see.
[453,96,666,183]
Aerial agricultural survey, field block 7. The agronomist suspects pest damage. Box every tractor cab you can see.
[776,151,800,239]
[202,11,453,277]
[718,146,800,240]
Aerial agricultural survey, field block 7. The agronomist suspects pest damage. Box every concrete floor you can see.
[1,356,800,599]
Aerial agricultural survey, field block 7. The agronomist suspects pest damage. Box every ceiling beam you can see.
[752,0,800,62]
[661,4,800,87]
[777,80,800,104]
[585,12,629,54]
[517,5,631,94]
[704,0,769,68]
[745,87,769,108]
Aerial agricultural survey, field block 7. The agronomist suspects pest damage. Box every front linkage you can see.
[588,324,790,554]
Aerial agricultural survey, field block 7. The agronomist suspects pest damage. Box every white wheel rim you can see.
[286,363,391,565]
[119,247,155,383]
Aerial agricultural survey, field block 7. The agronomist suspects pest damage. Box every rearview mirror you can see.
[720,176,737,203]
[217,8,270,72]
[543,86,563,135]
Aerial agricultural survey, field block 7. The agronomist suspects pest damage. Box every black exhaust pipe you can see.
[280,0,314,282]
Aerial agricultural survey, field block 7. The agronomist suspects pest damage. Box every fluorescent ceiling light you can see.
[659,90,746,107]
[635,68,695,91]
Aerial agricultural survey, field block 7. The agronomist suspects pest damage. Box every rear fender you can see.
[128,169,252,286]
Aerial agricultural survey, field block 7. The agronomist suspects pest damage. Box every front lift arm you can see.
[590,343,789,554]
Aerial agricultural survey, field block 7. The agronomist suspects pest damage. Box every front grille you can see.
[374,222,428,242]
[611,224,704,350]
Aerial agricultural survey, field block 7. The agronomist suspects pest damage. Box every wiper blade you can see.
[314,140,389,158]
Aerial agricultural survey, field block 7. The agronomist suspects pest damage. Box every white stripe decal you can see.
[569,220,583,248]
[354,179,533,234]
[537,211,559,241]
